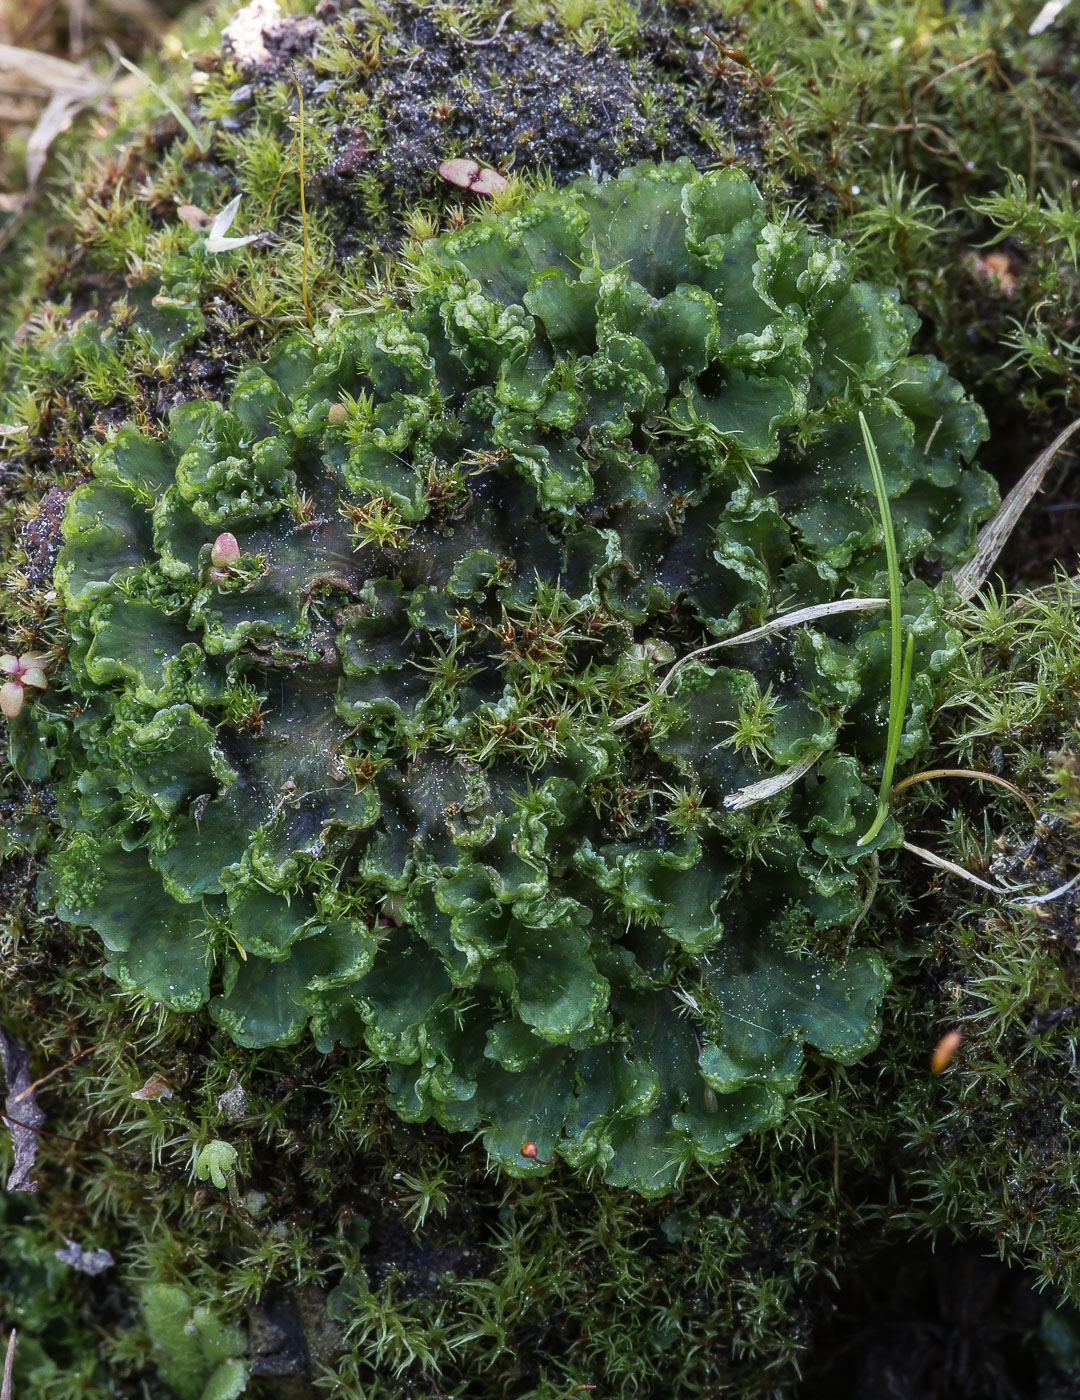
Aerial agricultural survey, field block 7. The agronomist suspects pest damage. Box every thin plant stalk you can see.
[294,74,313,332]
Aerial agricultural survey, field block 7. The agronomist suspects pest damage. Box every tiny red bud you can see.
[521,1141,538,1159]
[211,532,241,567]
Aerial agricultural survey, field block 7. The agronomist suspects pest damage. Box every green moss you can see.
[3,0,1080,1395]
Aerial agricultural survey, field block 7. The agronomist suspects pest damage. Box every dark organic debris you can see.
[0,1025,45,1192]
[19,485,70,592]
[55,1237,115,1274]
[217,1069,248,1121]
[248,1284,345,1384]
[239,2,752,259]
[989,813,1080,951]
[801,1245,1063,1400]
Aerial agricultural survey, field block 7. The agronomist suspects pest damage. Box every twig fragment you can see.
[13,1041,103,1104]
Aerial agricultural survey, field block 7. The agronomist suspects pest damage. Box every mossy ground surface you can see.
[3,2,1080,1397]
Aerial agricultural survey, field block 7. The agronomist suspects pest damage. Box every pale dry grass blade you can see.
[723,746,826,811]
[67,0,87,57]
[902,840,1013,894]
[612,596,889,730]
[952,417,1080,601]
[0,41,98,96]
[205,193,258,252]
[1029,0,1072,34]
[0,1328,15,1400]
[26,85,93,183]
[0,39,106,253]
[901,842,1078,905]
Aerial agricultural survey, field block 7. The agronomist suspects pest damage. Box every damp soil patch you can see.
[232,0,758,259]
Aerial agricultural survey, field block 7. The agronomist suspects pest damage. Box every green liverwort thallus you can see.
[18,161,995,1192]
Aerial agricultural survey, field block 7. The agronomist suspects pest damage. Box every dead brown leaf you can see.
[176,201,210,230]
[131,1072,174,1100]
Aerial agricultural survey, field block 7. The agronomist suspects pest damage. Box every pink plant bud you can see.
[211,532,241,567]
[327,402,348,426]
[0,654,19,676]
[1,680,24,719]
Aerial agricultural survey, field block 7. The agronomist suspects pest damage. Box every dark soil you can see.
[234,0,758,259]
[19,485,70,591]
[801,1245,1073,1400]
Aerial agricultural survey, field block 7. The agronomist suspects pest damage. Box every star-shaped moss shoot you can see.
[32,161,995,1192]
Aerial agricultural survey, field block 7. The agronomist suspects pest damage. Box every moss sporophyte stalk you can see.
[8,161,996,1192]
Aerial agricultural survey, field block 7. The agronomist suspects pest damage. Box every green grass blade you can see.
[858,411,911,847]
[116,56,209,154]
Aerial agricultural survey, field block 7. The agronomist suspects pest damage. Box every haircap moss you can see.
[17,160,996,1193]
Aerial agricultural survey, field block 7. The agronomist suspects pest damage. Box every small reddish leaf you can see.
[470,166,508,196]
[131,1073,174,1101]
[0,682,23,720]
[18,666,47,692]
[438,158,507,196]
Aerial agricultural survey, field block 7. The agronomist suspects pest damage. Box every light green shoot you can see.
[858,411,914,847]
[116,56,210,154]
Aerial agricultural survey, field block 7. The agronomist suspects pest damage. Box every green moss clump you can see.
[15,159,995,1193]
